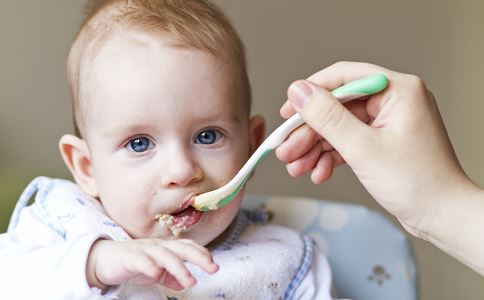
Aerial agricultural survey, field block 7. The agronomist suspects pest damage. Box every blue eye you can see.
[126,137,154,153]
[195,129,222,145]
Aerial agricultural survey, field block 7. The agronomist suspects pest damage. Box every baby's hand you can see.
[86,238,218,291]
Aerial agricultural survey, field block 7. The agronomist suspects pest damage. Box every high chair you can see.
[243,194,418,300]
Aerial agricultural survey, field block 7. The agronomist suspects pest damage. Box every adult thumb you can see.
[287,80,372,157]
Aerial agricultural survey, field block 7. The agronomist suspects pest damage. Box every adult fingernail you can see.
[289,80,314,111]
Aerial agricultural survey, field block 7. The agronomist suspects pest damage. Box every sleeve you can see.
[0,209,116,300]
[292,244,335,300]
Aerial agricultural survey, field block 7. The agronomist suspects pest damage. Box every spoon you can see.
[192,74,389,211]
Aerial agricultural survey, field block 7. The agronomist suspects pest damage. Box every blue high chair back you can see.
[243,195,418,300]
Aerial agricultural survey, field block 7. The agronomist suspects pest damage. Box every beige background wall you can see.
[1,1,483,299]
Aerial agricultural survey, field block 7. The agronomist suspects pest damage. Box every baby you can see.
[0,0,334,299]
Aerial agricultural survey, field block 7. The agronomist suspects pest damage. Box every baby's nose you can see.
[160,151,203,188]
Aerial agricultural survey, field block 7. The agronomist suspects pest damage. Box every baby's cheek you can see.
[203,196,241,240]
[229,156,247,175]
[204,160,239,184]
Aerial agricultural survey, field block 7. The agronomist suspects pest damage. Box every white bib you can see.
[10,177,314,300]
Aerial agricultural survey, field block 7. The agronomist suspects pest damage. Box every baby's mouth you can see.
[155,196,204,237]
[172,206,203,227]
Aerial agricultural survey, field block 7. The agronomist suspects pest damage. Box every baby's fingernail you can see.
[289,80,314,111]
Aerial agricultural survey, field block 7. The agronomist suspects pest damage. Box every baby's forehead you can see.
[87,30,159,71]
[79,32,227,101]
[78,34,168,116]
[78,36,248,136]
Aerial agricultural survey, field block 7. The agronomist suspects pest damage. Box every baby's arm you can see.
[1,207,217,299]
[87,238,219,292]
[0,230,107,299]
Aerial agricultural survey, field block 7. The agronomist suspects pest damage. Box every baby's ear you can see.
[248,115,265,154]
[59,134,98,197]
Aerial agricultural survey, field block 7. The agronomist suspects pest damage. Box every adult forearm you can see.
[419,179,484,275]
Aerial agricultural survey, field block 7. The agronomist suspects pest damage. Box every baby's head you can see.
[59,0,265,246]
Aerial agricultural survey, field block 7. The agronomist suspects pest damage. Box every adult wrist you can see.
[414,177,484,274]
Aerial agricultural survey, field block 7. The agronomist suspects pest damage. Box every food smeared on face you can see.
[155,206,203,237]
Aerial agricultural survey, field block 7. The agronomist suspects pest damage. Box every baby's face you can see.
[81,35,257,245]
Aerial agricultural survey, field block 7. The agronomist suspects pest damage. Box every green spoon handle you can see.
[331,73,389,102]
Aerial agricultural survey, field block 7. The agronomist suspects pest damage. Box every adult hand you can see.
[276,62,484,274]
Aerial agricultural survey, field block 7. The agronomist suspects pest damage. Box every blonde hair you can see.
[67,0,250,137]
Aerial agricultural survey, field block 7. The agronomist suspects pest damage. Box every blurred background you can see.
[1,0,483,298]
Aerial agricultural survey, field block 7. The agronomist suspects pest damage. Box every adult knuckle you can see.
[331,61,350,69]
[406,74,427,93]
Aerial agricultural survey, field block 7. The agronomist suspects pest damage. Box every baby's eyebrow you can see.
[191,113,242,125]
[102,123,158,137]
[102,114,241,137]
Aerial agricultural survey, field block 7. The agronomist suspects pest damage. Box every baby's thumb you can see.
[287,80,371,158]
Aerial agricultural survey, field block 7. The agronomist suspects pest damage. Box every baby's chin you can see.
[180,215,229,246]
[126,223,173,240]
[185,226,229,247]
[202,208,242,247]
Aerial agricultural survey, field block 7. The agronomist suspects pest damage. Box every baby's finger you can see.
[145,246,197,288]
[124,253,160,282]
[175,239,212,255]
[175,240,218,273]
[160,270,184,291]
[158,240,218,274]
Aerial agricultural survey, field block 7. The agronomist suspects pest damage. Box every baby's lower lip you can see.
[172,206,204,228]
